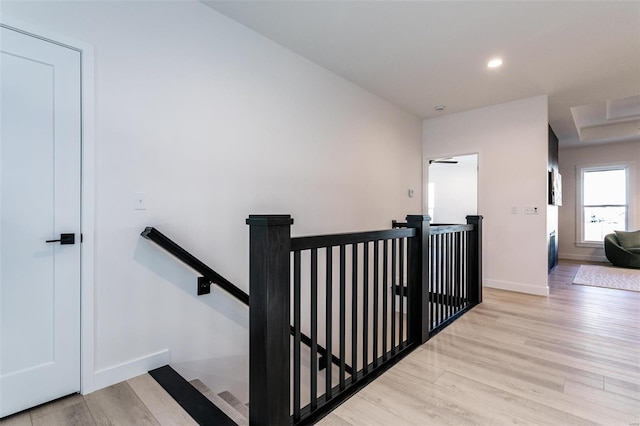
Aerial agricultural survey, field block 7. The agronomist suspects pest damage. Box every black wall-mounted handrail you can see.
[294,326,353,375]
[141,226,352,375]
[142,227,249,304]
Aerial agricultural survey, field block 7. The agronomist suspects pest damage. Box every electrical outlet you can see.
[524,206,539,214]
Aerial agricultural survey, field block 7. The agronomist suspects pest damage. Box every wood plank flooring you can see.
[0,375,189,426]
[2,261,638,425]
[320,261,640,425]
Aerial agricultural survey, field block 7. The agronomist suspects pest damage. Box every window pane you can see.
[583,206,626,241]
[583,169,626,205]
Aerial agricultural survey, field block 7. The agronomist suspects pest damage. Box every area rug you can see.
[573,264,640,292]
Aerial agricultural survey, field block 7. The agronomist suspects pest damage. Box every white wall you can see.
[423,96,549,296]
[427,154,478,223]
[1,1,422,400]
[558,140,640,262]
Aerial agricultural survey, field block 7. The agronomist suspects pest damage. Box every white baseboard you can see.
[558,252,608,263]
[92,349,170,392]
[484,279,549,296]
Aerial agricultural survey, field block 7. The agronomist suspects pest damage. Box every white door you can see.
[0,26,81,418]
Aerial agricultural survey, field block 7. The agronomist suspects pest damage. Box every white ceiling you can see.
[202,1,640,148]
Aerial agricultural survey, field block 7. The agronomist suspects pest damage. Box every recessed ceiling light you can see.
[487,58,503,68]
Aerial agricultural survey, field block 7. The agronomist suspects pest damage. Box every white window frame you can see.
[576,161,635,247]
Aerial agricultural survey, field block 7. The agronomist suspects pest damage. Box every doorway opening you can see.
[426,154,478,223]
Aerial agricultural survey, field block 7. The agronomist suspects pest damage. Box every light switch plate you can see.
[134,192,146,210]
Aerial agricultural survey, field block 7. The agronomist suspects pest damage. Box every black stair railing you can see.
[247,214,483,426]
[140,226,352,375]
[143,214,482,426]
[246,215,432,426]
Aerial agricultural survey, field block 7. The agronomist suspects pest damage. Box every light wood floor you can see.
[2,261,638,425]
[320,261,640,425]
[0,373,198,426]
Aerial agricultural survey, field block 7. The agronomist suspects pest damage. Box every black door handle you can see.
[46,233,75,245]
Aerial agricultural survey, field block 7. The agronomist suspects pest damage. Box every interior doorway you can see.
[427,154,478,224]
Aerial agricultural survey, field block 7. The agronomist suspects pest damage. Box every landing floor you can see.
[319,261,640,425]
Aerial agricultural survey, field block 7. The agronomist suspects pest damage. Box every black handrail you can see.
[141,227,249,304]
[141,226,352,375]
[291,228,415,251]
[295,326,353,375]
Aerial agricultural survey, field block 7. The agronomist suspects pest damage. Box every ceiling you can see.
[202,1,640,148]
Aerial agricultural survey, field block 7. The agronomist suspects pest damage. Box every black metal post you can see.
[466,215,483,305]
[246,215,293,426]
[406,214,431,345]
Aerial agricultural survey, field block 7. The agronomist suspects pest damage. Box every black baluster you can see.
[351,244,358,383]
[382,239,389,360]
[325,246,333,400]
[363,242,369,373]
[339,245,346,390]
[373,240,379,368]
[432,234,437,331]
[447,232,452,320]
[293,250,301,421]
[391,238,397,353]
[399,237,405,347]
[311,248,318,410]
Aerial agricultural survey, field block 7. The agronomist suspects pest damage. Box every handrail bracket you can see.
[197,277,212,295]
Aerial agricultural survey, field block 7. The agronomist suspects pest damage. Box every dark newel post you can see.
[246,214,293,426]
[406,214,431,345]
[466,215,483,305]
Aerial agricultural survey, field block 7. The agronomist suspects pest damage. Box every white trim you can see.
[422,155,429,214]
[93,350,170,391]
[575,241,603,249]
[558,252,609,263]
[484,279,549,296]
[80,45,96,395]
[575,161,635,245]
[1,16,97,395]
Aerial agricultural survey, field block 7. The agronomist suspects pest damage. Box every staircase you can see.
[189,380,248,426]
[149,366,248,426]
[142,213,483,425]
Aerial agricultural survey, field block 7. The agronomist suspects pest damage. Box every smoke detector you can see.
[435,105,446,112]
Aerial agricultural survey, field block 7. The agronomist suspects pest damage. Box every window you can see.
[578,165,629,244]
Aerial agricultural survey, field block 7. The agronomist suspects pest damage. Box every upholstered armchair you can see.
[604,231,640,269]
